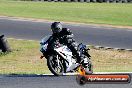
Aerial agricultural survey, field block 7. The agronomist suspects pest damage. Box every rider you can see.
[47,22,83,63]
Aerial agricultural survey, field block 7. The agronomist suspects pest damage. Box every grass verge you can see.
[0,39,50,74]
[0,1,132,26]
[0,39,132,74]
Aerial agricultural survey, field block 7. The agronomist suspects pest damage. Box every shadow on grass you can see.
[0,49,20,57]
[0,51,10,56]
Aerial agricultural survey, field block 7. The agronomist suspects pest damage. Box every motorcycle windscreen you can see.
[40,35,51,45]
[40,35,51,52]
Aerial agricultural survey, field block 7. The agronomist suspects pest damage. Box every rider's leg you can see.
[67,42,83,63]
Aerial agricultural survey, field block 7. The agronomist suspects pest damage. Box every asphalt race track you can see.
[0,74,132,88]
[0,17,132,49]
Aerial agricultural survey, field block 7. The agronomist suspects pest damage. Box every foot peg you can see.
[40,56,44,59]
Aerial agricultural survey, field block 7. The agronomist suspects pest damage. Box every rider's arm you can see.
[59,28,75,45]
[47,35,58,49]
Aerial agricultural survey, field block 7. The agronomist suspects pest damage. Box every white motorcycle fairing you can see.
[54,46,79,72]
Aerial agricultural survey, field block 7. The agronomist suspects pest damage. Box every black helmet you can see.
[51,22,62,34]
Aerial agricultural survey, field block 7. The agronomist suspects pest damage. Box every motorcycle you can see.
[40,35,93,76]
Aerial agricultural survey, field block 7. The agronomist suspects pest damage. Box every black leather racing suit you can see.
[47,28,81,63]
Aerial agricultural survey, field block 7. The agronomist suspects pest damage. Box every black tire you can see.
[97,0,104,2]
[85,60,93,74]
[47,55,64,76]
[82,55,93,74]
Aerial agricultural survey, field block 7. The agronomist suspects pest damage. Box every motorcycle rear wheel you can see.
[85,60,93,74]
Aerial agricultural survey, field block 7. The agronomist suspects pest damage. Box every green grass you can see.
[0,39,132,75]
[0,1,132,26]
[90,49,132,72]
[0,39,51,74]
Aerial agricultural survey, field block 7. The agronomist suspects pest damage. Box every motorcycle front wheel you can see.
[47,55,64,76]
